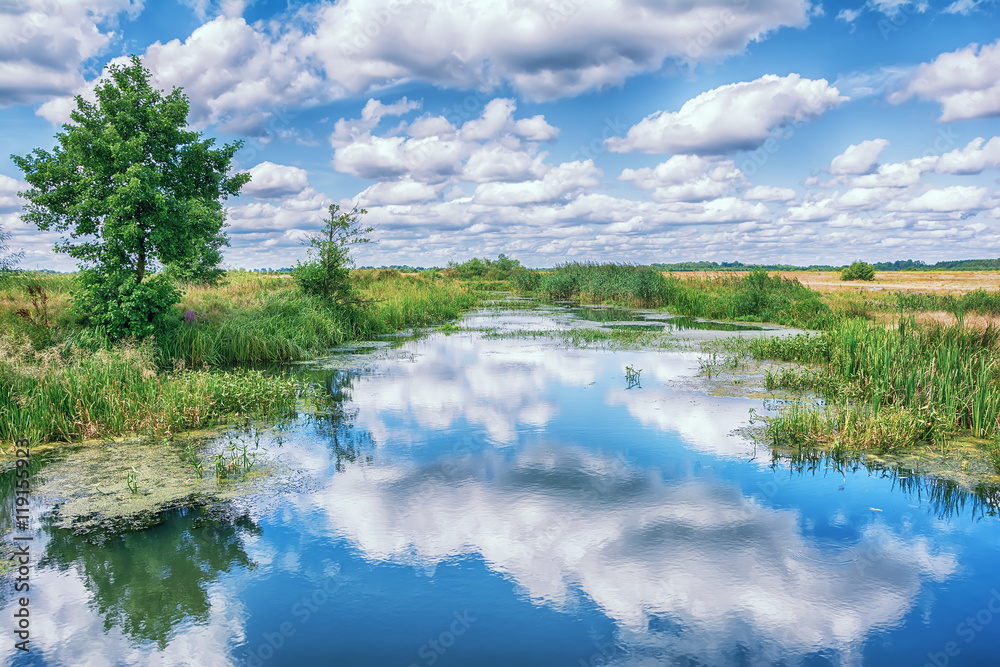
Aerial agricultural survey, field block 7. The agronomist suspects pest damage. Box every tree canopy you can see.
[12,56,249,336]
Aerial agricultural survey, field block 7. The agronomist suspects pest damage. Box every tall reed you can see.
[0,335,299,445]
[749,317,1000,446]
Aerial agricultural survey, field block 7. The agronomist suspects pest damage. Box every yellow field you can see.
[683,270,1000,295]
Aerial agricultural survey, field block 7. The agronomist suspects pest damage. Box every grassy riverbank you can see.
[0,269,480,446]
[6,261,1000,481]
[490,261,1000,475]
[738,318,1000,463]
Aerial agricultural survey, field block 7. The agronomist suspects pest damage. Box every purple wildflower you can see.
[183,311,198,327]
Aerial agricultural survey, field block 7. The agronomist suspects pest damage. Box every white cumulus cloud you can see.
[830,139,890,175]
[302,0,812,102]
[619,156,747,203]
[889,185,990,212]
[242,162,310,200]
[606,74,847,155]
[888,39,1000,122]
[0,0,143,107]
[744,185,797,202]
[934,136,1000,174]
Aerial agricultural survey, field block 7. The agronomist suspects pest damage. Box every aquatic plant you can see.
[214,454,227,479]
[625,364,642,389]
[183,441,204,478]
[126,467,138,494]
[209,432,264,479]
[0,334,300,446]
[746,317,1000,462]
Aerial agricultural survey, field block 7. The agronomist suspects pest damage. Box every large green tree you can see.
[12,55,249,337]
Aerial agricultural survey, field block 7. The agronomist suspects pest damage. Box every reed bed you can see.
[537,262,669,306]
[659,270,834,329]
[353,270,480,335]
[517,264,835,329]
[746,317,1000,451]
[0,335,300,445]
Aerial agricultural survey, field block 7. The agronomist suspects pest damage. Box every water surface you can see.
[3,303,999,666]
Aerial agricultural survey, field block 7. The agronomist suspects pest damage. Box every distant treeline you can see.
[359,264,429,272]
[652,259,1000,272]
[22,258,1000,276]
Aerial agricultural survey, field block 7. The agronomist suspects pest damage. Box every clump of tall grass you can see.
[748,317,1000,451]
[661,269,835,329]
[766,401,951,454]
[0,334,300,446]
[163,290,349,365]
[163,270,479,365]
[538,262,669,306]
[353,270,480,334]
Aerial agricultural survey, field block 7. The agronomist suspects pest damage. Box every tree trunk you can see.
[137,236,146,283]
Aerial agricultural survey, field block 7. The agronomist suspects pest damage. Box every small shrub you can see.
[293,204,372,305]
[840,261,876,282]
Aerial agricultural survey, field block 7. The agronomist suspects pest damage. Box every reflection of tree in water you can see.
[40,505,258,649]
[307,368,375,471]
[0,453,47,534]
[777,450,1000,520]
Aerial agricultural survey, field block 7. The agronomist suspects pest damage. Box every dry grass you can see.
[871,311,1000,329]
[680,270,1000,295]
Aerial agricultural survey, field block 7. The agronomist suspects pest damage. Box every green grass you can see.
[0,269,482,447]
[164,269,479,365]
[0,269,481,367]
[741,317,1000,458]
[514,264,836,329]
[536,262,669,306]
[0,335,302,445]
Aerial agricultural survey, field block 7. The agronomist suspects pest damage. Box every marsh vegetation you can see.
[446,258,1000,481]
[4,258,1000,488]
[0,269,479,447]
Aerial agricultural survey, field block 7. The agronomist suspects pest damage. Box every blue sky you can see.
[1,0,999,270]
